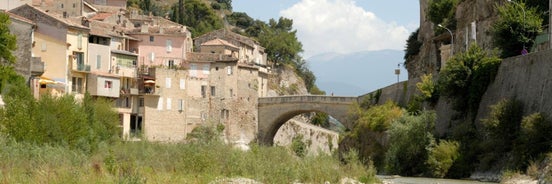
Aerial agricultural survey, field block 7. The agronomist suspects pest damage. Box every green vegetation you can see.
[384,111,435,175]
[427,0,459,33]
[291,134,308,157]
[404,28,422,62]
[492,1,543,58]
[426,140,460,178]
[170,0,224,37]
[438,44,502,118]
[341,102,404,168]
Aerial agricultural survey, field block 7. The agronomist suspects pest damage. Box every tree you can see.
[227,12,254,29]
[257,17,303,65]
[170,0,223,37]
[427,0,459,32]
[0,12,18,93]
[492,2,543,58]
[404,29,422,61]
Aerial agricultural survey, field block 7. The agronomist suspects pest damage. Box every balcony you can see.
[73,63,91,72]
[31,57,44,76]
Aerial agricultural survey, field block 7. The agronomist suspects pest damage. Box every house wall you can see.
[31,0,83,17]
[0,0,31,10]
[87,74,120,97]
[9,17,34,82]
[130,34,187,67]
[89,43,111,73]
[143,68,193,142]
[112,53,137,78]
[67,29,89,94]
[33,32,67,83]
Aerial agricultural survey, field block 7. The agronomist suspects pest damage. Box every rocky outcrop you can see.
[267,65,308,97]
[407,0,500,79]
[274,119,339,155]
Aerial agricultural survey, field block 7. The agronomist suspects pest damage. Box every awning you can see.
[39,76,55,84]
[144,80,155,84]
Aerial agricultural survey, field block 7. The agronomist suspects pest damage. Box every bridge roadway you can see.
[257,95,359,145]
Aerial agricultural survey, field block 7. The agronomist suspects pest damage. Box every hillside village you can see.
[1,0,272,144]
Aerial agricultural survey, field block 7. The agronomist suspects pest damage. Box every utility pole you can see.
[550,0,551,49]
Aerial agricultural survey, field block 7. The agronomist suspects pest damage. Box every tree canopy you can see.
[170,0,224,37]
[492,2,543,58]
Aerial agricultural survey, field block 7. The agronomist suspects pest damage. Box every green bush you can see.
[384,111,436,176]
[438,44,502,118]
[427,0,459,32]
[426,140,460,178]
[514,113,552,168]
[291,134,307,157]
[492,1,543,58]
[404,29,422,61]
[0,92,120,153]
[416,73,439,104]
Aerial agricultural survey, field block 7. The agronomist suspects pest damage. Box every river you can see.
[378,176,498,184]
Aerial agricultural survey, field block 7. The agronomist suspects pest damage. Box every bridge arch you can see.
[257,96,358,145]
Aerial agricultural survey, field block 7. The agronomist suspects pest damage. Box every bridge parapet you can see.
[259,95,358,105]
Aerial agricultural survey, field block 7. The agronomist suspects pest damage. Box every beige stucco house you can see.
[10,4,90,98]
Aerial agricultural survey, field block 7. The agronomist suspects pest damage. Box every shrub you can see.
[513,113,552,168]
[404,29,422,61]
[426,140,460,178]
[384,111,436,175]
[291,134,307,157]
[416,73,439,104]
[492,1,543,58]
[427,0,459,32]
[438,44,502,118]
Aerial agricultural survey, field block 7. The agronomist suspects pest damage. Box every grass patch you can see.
[0,136,377,183]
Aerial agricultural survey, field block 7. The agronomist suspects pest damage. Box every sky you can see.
[232,0,420,58]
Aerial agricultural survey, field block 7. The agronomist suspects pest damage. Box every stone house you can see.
[10,4,91,99]
[3,11,45,99]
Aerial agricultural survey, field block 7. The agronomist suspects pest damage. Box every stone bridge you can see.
[257,95,359,145]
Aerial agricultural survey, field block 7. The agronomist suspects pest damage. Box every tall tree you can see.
[257,17,303,65]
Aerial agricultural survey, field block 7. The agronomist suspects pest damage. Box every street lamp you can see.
[438,24,454,55]
[395,63,401,84]
[507,0,527,54]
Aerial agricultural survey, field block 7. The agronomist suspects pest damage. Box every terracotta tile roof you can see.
[195,29,265,51]
[2,11,35,25]
[93,4,125,13]
[201,38,239,49]
[9,4,89,30]
[90,12,113,21]
[186,53,238,63]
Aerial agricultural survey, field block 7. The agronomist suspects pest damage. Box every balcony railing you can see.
[76,64,91,72]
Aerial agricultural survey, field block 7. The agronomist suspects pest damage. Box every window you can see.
[202,64,210,74]
[41,43,47,51]
[72,77,83,93]
[179,79,185,89]
[149,36,154,42]
[166,98,172,110]
[61,3,64,8]
[229,88,233,97]
[210,86,216,96]
[77,33,82,49]
[165,78,171,88]
[201,85,207,98]
[73,3,76,8]
[149,52,155,62]
[168,60,174,69]
[157,98,163,110]
[166,40,172,52]
[190,64,197,77]
[96,55,101,69]
[104,80,112,89]
[227,66,233,75]
[139,98,144,107]
[178,99,184,111]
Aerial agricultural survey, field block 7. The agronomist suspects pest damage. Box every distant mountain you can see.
[307,50,408,96]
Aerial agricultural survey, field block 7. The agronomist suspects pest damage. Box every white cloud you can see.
[280,0,410,58]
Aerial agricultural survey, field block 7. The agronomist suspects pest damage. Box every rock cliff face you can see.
[407,0,500,79]
[267,65,339,155]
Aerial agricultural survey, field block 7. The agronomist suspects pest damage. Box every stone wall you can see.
[476,50,552,125]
